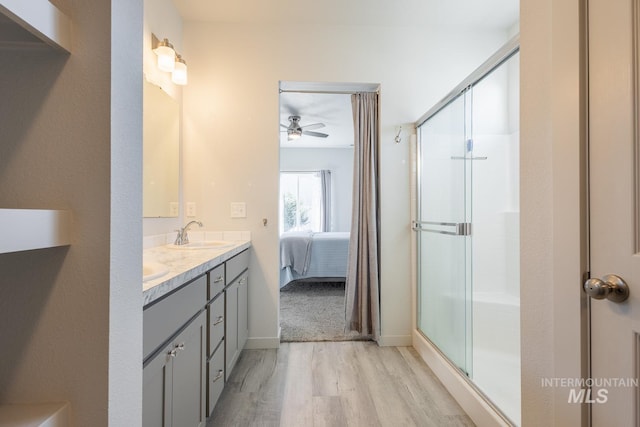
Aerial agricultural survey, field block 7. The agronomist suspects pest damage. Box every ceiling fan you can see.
[280,115,328,141]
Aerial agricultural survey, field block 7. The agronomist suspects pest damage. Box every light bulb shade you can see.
[153,39,175,72]
[287,129,302,141]
[172,57,188,85]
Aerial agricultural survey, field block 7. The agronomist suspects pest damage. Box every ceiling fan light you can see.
[287,128,302,141]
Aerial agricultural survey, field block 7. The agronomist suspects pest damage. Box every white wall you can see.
[182,21,510,346]
[143,0,183,237]
[280,147,353,232]
[0,1,143,425]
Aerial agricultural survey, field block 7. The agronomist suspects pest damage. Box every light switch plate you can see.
[230,202,246,218]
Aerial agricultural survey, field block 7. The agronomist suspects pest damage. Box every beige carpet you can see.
[280,281,367,342]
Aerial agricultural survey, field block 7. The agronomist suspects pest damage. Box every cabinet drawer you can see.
[143,275,207,360]
[207,347,225,416]
[226,250,249,284]
[208,264,225,301]
[207,295,224,357]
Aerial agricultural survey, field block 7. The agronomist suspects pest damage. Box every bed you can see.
[280,231,350,288]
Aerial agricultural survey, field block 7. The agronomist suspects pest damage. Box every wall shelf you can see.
[0,209,72,254]
[0,402,69,426]
[0,0,72,52]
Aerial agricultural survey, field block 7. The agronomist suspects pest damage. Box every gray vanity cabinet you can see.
[237,272,249,354]
[206,271,225,416]
[224,279,239,377]
[207,340,225,415]
[143,310,206,427]
[171,312,206,427]
[142,340,171,427]
[143,275,207,427]
[143,247,250,423]
[224,251,249,380]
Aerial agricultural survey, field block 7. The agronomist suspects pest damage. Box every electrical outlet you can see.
[169,202,179,217]
[186,202,197,217]
[230,202,246,218]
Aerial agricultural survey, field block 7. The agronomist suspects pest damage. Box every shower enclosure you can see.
[414,38,520,425]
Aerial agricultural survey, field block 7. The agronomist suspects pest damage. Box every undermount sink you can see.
[143,261,169,282]
[166,240,235,250]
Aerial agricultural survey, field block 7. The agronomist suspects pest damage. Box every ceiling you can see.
[173,0,518,30]
[278,82,380,148]
[279,92,353,149]
[172,0,519,149]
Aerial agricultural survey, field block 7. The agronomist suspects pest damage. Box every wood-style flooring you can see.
[207,341,475,427]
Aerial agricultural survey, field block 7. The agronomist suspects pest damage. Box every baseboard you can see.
[412,330,512,427]
[378,334,412,347]
[244,336,281,349]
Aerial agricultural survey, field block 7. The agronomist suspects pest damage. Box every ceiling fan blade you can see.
[300,123,325,131]
[302,130,329,138]
[280,124,289,129]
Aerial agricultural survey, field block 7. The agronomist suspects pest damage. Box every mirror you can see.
[143,79,180,217]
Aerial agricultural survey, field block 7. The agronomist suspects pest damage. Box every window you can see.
[279,172,323,234]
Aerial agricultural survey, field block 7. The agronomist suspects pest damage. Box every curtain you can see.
[345,92,380,340]
[320,170,331,232]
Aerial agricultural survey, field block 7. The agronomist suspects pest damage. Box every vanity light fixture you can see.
[152,33,188,85]
[172,55,188,86]
[153,36,176,72]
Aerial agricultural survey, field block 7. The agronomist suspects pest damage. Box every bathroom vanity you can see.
[142,240,250,427]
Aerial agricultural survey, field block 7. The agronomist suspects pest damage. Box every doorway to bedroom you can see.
[278,82,369,342]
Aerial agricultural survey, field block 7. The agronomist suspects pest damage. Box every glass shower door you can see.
[416,91,472,374]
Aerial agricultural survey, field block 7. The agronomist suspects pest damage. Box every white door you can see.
[588,0,640,424]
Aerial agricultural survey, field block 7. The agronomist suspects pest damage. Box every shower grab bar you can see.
[412,220,471,236]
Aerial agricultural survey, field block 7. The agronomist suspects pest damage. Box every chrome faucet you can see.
[174,220,203,245]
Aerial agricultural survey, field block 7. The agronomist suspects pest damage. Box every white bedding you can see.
[280,232,350,288]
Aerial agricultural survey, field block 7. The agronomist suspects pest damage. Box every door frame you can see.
[581,0,640,426]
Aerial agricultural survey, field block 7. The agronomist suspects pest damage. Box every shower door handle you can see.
[412,221,472,236]
[584,274,630,303]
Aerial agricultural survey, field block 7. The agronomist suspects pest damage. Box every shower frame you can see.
[413,34,520,425]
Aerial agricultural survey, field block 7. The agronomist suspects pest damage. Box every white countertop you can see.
[142,240,251,306]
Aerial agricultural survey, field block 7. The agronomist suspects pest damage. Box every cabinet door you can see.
[143,343,173,427]
[207,295,225,358]
[172,311,206,427]
[224,281,239,379]
[206,345,225,416]
[207,264,225,301]
[238,272,248,351]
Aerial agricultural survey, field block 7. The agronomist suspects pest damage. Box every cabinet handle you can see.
[212,369,223,383]
[213,316,224,326]
[168,343,185,359]
[213,276,224,283]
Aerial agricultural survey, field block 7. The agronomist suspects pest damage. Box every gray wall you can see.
[0,0,142,425]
